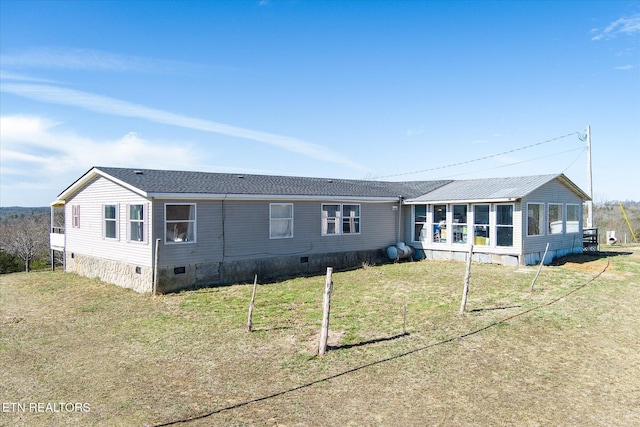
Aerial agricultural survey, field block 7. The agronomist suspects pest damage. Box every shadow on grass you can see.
[550,251,632,266]
[328,332,409,351]
[251,326,293,332]
[469,305,522,313]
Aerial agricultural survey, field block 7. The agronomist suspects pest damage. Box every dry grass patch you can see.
[1,246,639,426]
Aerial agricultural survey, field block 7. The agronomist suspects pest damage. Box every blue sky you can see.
[1,0,639,207]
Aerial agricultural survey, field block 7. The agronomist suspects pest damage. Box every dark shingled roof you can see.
[92,167,452,199]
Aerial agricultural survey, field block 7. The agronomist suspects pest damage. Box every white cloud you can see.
[591,14,640,41]
[614,65,634,70]
[0,115,200,182]
[0,70,57,83]
[1,83,367,171]
[0,47,188,73]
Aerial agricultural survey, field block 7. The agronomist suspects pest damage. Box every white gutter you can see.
[148,193,400,202]
[403,197,518,205]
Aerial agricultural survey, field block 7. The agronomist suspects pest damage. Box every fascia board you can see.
[57,167,148,200]
[403,197,518,204]
[148,193,399,202]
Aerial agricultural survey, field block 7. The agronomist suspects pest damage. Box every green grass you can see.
[1,246,639,426]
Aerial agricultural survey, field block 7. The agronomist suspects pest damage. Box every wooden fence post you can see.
[530,242,550,292]
[318,267,334,356]
[403,302,408,335]
[246,274,258,332]
[460,245,474,315]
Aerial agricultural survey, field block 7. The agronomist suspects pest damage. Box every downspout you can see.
[153,238,160,295]
[397,196,404,243]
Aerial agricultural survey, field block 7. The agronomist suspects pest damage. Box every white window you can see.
[321,204,360,235]
[433,204,447,243]
[342,204,360,234]
[128,204,145,242]
[548,203,563,235]
[413,205,428,242]
[496,204,514,247]
[566,204,580,233]
[165,203,196,243]
[72,204,80,228]
[473,205,490,246]
[527,203,545,236]
[270,203,293,239]
[452,204,468,244]
[104,204,118,239]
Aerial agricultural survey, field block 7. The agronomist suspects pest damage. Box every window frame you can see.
[164,203,197,244]
[473,204,490,246]
[433,204,447,243]
[103,204,118,240]
[321,203,361,236]
[527,202,545,237]
[495,203,514,247]
[413,204,428,242]
[566,204,580,234]
[452,204,468,244]
[270,203,294,239]
[71,204,80,228]
[548,203,564,235]
[128,204,146,243]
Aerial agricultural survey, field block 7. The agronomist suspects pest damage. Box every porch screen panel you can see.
[496,205,513,247]
[452,205,468,244]
[473,205,490,246]
[414,205,427,242]
[433,204,447,243]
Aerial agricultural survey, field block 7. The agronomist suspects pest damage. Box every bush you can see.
[0,250,22,274]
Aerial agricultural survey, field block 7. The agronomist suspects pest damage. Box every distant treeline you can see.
[1,206,49,224]
[593,202,640,244]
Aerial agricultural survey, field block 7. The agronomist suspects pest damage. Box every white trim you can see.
[526,202,545,237]
[405,197,518,205]
[451,203,469,245]
[548,203,564,235]
[164,203,197,245]
[127,203,147,244]
[495,203,515,247]
[148,192,398,202]
[269,203,294,239]
[566,203,581,234]
[321,203,361,236]
[102,203,119,240]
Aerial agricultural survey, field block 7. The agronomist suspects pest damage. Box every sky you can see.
[1,0,639,207]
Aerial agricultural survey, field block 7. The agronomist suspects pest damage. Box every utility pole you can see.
[586,125,593,228]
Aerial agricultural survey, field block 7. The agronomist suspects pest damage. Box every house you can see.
[50,167,590,293]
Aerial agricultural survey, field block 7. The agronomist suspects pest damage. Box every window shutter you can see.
[145,202,150,244]
[126,203,131,242]
[101,204,105,239]
[116,203,121,241]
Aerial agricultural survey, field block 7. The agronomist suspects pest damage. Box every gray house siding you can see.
[521,180,584,264]
[153,199,399,292]
[64,176,153,292]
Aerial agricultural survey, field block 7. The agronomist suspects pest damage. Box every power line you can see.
[376,131,583,179]
[431,146,586,180]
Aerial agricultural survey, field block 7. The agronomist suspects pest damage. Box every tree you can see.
[0,250,22,274]
[0,214,49,272]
